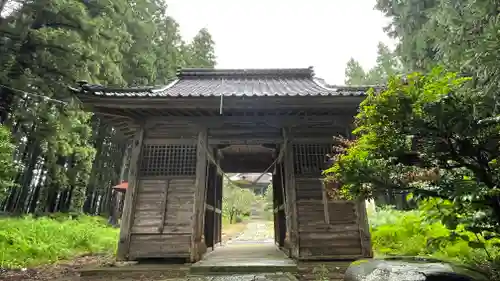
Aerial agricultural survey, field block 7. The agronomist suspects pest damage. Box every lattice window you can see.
[292,144,332,176]
[139,144,197,177]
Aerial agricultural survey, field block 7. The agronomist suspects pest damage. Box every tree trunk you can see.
[13,140,41,213]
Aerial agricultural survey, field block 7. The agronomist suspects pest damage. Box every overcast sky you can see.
[167,0,396,85]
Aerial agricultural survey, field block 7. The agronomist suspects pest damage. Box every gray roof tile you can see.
[77,68,375,98]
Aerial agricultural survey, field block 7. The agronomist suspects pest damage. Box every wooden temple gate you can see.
[71,68,373,262]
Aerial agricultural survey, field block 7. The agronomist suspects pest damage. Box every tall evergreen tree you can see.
[184,28,217,68]
[344,58,367,85]
[344,42,401,85]
[0,0,218,215]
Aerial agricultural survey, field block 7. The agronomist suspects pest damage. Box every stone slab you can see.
[191,242,297,274]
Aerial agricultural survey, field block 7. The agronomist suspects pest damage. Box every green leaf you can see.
[467,241,485,249]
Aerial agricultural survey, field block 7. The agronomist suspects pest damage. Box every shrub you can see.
[369,207,500,279]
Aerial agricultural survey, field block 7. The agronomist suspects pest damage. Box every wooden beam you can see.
[191,129,208,262]
[77,95,363,110]
[209,137,283,145]
[116,125,145,261]
[146,115,354,129]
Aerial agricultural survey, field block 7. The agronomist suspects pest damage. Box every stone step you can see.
[188,272,298,281]
[189,263,298,275]
[79,263,189,279]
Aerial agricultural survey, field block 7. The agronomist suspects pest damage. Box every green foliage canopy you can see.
[222,180,257,223]
[326,68,500,240]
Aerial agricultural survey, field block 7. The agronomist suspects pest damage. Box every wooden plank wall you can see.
[121,121,203,260]
[128,178,195,259]
[295,178,372,260]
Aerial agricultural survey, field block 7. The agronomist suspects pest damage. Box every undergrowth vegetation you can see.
[0,214,118,269]
[369,206,500,279]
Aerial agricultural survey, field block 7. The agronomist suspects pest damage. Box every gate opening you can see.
[199,144,291,265]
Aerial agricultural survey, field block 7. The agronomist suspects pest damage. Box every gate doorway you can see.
[199,142,292,269]
[202,143,288,255]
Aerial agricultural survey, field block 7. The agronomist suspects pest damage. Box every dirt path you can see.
[0,254,114,281]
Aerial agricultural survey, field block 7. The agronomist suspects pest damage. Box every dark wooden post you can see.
[204,157,217,250]
[108,190,119,226]
[272,171,279,245]
[282,128,299,258]
[116,127,145,261]
[215,172,223,245]
[279,161,287,249]
[191,129,208,262]
[274,162,286,248]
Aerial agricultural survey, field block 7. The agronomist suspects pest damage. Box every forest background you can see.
[1,0,500,280]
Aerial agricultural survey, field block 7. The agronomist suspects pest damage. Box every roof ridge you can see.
[177,67,315,79]
[312,78,384,92]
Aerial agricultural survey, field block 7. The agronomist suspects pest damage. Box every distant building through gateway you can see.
[229,173,272,195]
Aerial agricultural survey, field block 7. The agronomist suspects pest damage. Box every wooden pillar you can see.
[108,190,119,226]
[282,128,299,258]
[191,129,209,262]
[275,163,286,248]
[356,198,373,257]
[279,161,287,249]
[215,173,223,244]
[272,171,279,245]
[214,152,223,246]
[204,158,217,250]
[116,127,145,261]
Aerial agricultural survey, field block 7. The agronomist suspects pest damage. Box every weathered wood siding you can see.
[128,178,196,259]
[122,129,200,260]
[289,140,372,260]
[145,121,199,139]
[295,178,372,260]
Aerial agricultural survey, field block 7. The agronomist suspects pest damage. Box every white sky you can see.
[166,0,396,85]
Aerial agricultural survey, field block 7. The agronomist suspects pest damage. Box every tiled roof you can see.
[76,68,375,98]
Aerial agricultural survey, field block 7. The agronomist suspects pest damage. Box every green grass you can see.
[369,207,500,279]
[0,214,118,269]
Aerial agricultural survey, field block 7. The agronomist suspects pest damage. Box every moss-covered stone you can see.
[343,257,488,281]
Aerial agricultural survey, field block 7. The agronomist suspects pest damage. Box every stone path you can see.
[186,273,296,281]
[227,220,274,244]
[190,220,297,280]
